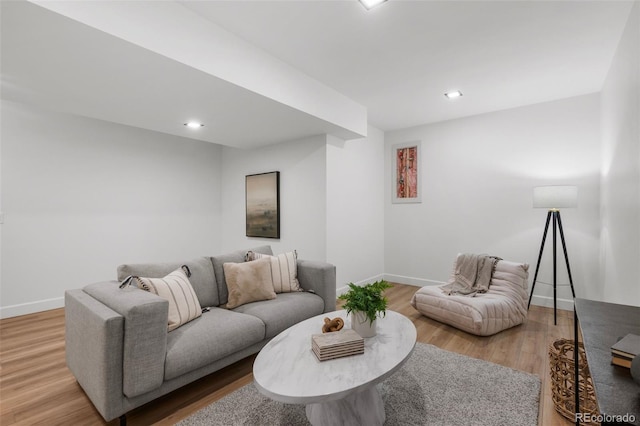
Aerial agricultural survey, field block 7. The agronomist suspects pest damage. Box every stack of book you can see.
[311,329,364,361]
[611,333,639,368]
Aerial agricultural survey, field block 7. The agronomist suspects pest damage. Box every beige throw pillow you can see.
[135,267,202,332]
[224,258,276,309]
[246,250,301,293]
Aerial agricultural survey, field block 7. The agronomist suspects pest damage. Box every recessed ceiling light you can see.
[359,0,388,10]
[444,91,463,99]
[184,121,204,129]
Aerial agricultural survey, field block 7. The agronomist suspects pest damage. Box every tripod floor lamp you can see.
[527,185,577,325]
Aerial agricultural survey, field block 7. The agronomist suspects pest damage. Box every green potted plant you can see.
[338,280,393,337]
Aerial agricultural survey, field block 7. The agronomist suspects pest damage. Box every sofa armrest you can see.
[297,260,336,313]
[82,281,169,398]
[65,289,125,421]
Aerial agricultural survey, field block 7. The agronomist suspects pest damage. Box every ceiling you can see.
[1,0,634,148]
[183,0,633,131]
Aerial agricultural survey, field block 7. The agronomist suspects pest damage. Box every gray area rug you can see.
[178,342,540,426]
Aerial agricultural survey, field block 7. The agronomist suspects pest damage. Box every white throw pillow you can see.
[246,250,301,293]
[135,267,202,332]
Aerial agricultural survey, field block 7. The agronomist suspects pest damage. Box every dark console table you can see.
[574,298,640,425]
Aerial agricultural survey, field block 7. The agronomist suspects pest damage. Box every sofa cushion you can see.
[134,267,202,331]
[211,246,273,305]
[223,258,276,309]
[118,257,218,307]
[232,292,324,339]
[246,250,301,293]
[164,308,265,380]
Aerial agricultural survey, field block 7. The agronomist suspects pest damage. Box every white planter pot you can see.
[351,311,377,338]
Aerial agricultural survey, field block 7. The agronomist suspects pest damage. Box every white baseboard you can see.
[529,294,574,311]
[0,297,64,319]
[337,273,385,296]
[0,276,574,319]
[383,273,445,288]
[384,274,574,312]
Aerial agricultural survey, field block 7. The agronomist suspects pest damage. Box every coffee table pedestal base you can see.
[305,386,385,426]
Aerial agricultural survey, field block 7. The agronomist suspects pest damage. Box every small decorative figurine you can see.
[321,317,344,333]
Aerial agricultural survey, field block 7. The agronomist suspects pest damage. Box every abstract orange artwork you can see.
[396,146,418,199]
[392,142,421,203]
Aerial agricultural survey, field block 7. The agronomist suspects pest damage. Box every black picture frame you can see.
[246,171,280,239]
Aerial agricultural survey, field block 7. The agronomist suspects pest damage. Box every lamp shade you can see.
[533,186,577,209]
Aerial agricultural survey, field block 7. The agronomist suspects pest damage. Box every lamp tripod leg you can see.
[556,211,575,298]
[553,211,558,325]
[528,211,553,309]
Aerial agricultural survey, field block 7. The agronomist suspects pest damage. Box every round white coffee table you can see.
[253,309,417,426]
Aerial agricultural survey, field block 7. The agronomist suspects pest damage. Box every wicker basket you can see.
[549,338,599,422]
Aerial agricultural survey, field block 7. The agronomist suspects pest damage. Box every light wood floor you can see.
[0,283,575,426]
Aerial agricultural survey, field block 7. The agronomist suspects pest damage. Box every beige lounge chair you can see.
[410,257,529,336]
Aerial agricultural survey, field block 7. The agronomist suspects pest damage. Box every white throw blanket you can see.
[440,253,501,297]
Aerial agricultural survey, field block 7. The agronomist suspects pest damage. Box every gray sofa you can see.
[64,245,336,423]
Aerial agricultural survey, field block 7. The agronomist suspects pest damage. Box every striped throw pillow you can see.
[135,267,202,331]
[246,250,301,293]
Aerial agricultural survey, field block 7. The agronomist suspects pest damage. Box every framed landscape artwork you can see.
[392,142,422,204]
[246,171,280,238]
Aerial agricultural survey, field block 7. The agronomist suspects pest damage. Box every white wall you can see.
[4,3,637,318]
[220,136,327,261]
[220,128,386,294]
[600,1,640,306]
[384,94,602,308]
[0,104,380,317]
[0,100,223,317]
[326,126,385,293]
